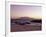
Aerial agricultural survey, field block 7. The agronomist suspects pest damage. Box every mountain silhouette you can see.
[11,17,42,25]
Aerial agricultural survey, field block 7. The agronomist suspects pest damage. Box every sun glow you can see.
[11,5,41,19]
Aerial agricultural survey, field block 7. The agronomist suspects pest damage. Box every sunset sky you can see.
[10,5,41,19]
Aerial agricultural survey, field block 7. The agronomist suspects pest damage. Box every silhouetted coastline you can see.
[11,17,42,32]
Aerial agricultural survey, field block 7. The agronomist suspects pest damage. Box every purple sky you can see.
[10,5,41,19]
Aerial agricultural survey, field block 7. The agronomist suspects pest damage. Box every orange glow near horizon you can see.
[11,5,41,19]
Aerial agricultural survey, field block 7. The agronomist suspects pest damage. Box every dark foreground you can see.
[11,17,42,32]
[11,24,41,32]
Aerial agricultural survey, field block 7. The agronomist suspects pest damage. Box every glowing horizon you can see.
[11,5,41,19]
